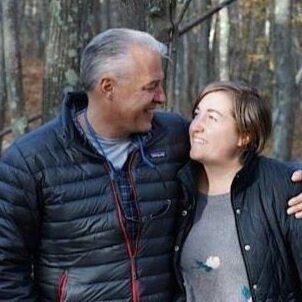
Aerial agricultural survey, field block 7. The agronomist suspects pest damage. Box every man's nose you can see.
[153,85,166,104]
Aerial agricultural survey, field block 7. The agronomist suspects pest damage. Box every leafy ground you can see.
[2,58,301,161]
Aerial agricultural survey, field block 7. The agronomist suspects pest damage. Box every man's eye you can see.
[144,85,156,91]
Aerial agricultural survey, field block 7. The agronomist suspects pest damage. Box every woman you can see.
[175,81,302,301]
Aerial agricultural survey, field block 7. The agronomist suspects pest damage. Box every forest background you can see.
[0,0,301,161]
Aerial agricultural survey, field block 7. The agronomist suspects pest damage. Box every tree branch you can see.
[178,0,237,36]
[295,65,302,85]
[176,0,193,26]
[0,112,41,139]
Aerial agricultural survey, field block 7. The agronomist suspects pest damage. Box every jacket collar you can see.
[231,151,260,193]
[178,151,260,201]
[177,160,201,208]
[60,91,88,143]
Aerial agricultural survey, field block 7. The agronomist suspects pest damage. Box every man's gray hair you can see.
[80,28,168,91]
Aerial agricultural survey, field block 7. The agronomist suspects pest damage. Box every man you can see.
[0,28,301,301]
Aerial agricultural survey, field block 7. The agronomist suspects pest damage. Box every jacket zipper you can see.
[128,152,142,255]
[57,271,68,302]
[231,189,256,302]
[177,196,196,292]
[105,157,140,302]
[128,153,140,302]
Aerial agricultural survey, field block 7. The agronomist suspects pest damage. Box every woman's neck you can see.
[198,161,242,195]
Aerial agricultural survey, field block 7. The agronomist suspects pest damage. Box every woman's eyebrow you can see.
[207,108,224,117]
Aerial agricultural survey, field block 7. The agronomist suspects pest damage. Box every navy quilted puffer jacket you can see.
[0,92,190,302]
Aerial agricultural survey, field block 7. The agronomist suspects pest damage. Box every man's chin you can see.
[136,122,152,134]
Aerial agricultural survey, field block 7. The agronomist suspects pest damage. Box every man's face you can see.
[110,45,166,137]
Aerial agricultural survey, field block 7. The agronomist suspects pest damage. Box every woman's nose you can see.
[192,115,206,130]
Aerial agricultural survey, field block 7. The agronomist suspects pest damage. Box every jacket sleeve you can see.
[282,182,302,285]
[284,160,302,170]
[0,143,40,301]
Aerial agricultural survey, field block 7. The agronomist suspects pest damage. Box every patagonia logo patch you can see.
[150,150,166,159]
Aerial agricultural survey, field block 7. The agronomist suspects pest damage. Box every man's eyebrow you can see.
[143,80,160,88]
[146,81,157,86]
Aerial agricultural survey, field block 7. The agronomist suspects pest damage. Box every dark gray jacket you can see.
[175,154,302,301]
[0,92,190,301]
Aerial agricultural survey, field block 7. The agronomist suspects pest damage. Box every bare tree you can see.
[120,0,146,30]
[272,0,297,160]
[160,0,177,111]
[19,0,49,59]
[43,0,97,121]
[2,0,27,138]
[228,1,273,96]
[192,0,212,93]
[0,1,7,154]
[109,0,124,28]
[218,0,230,80]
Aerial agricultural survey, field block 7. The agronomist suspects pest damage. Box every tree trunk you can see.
[2,0,27,138]
[103,0,111,29]
[210,13,220,81]
[37,0,49,58]
[145,0,177,111]
[195,0,211,91]
[174,33,184,113]
[145,0,175,43]
[180,33,190,114]
[228,1,272,94]
[272,0,296,160]
[110,0,124,28]
[218,0,230,80]
[120,0,146,30]
[42,0,96,122]
[0,1,7,153]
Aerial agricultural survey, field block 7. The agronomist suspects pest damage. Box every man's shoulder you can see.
[154,111,188,123]
[153,111,189,130]
[3,117,62,159]
[150,112,190,156]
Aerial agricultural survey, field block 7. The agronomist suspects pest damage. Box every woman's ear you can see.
[238,134,251,148]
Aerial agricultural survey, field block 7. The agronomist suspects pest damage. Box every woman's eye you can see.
[193,111,199,118]
[209,115,218,122]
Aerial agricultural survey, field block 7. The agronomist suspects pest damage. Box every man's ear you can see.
[96,77,115,100]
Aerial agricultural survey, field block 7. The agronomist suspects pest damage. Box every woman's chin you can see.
[189,151,205,163]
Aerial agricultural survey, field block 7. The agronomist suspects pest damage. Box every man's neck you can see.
[86,105,129,140]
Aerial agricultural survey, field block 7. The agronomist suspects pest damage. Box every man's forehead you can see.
[129,43,158,55]
[128,44,162,66]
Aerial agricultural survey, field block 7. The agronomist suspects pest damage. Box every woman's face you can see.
[189,91,244,166]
